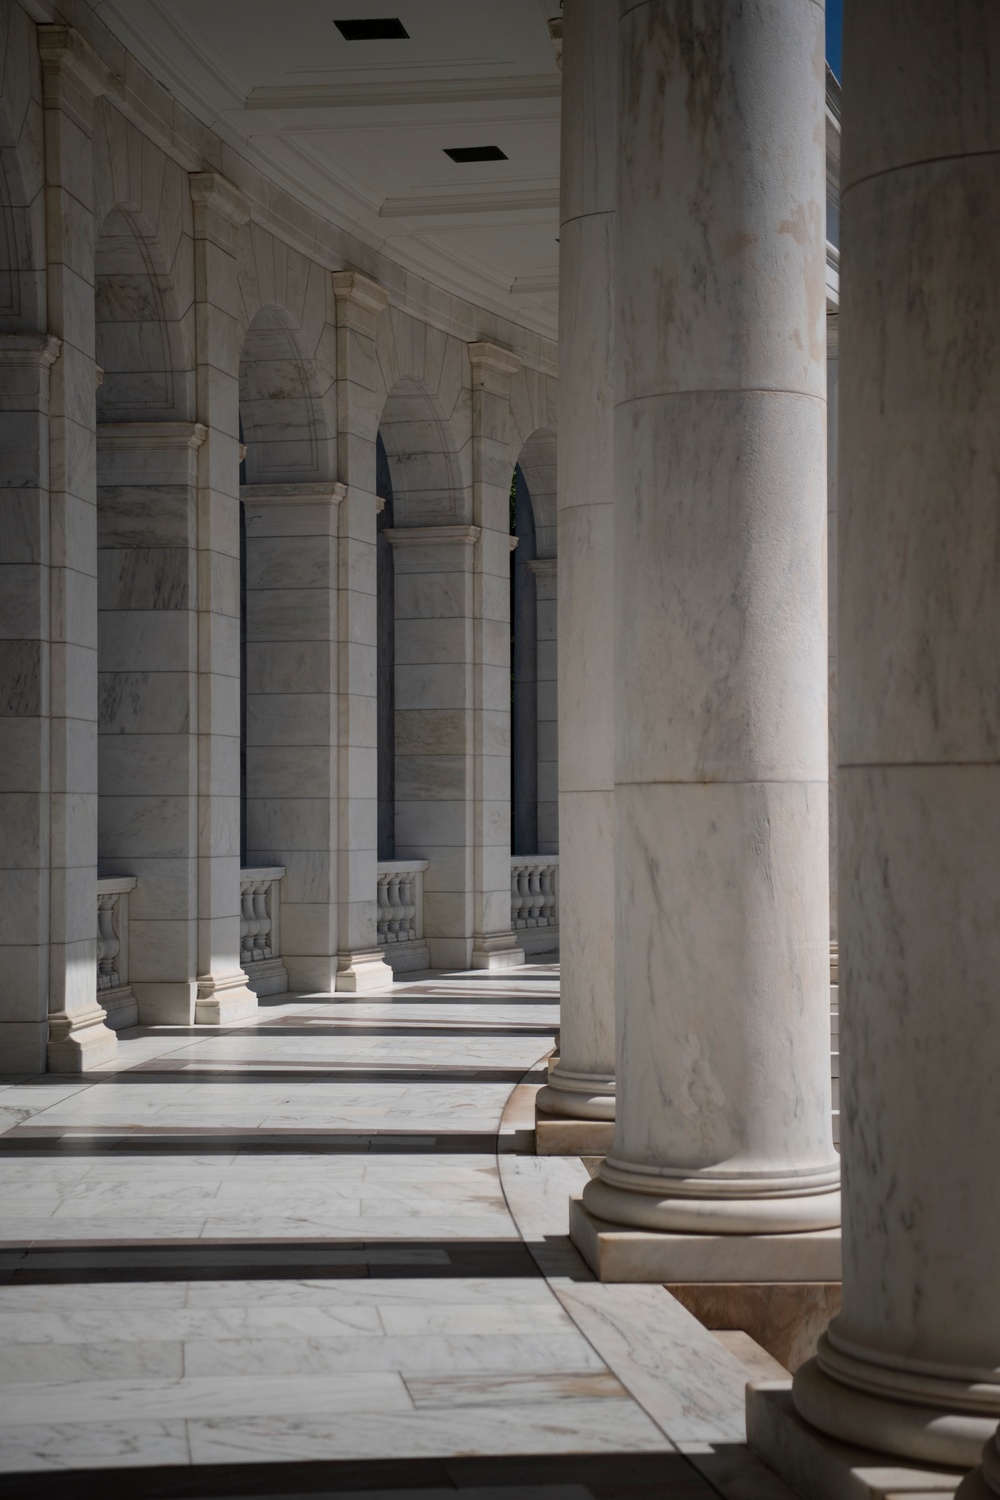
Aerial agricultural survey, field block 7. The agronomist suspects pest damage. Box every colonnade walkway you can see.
[0,969,793,1499]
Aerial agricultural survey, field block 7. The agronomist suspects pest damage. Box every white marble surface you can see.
[590,0,837,1239]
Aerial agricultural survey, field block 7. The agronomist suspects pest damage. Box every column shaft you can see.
[579,0,838,1245]
[38,27,116,1070]
[538,0,617,1130]
[189,173,257,1025]
[792,1,1000,1467]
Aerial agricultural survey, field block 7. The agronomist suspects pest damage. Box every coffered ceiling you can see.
[95,0,562,336]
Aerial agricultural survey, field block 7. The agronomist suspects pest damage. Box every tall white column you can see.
[468,341,524,972]
[791,2,1000,1469]
[331,271,393,993]
[536,0,616,1138]
[527,557,558,857]
[38,27,116,1070]
[575,0,838,1261]
[189,173,258,1025]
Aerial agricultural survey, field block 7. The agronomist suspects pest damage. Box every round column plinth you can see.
[536,1066,615,1122]
[583,1155,840,1235]
[793,1338,1000,1469]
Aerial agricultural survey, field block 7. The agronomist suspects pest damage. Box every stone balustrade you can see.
[239,868,288,997]
[96,876,138,1030]
[377,861,430,973]
[510,856,559,957]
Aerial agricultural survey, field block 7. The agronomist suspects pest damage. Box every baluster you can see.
[252,881,272,959]
[377,872,391,945]
[386,873,403,941]
[96,893,121,991]
[398,872,416,942]
[240,882,255,966]
[539,865,557,927]
[527,863,544,927]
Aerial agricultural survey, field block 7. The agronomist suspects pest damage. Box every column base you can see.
[747,1380,966,1499]
[791,1339,1000,1470]
[335,948,394,993]
[47,1006,117,1072]
[195,972,258,1025]
[470,933,525,969]
[583,1155,841,1234]
[569,1195,841,1282]
[535,1071,616,1155]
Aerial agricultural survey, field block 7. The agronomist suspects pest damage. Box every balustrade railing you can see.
[377,860,430,972]
[511,856,559,956]
[96,875,137,1030]
[240,867,288,996]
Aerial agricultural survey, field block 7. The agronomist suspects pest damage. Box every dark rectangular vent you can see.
[334,18,409,40]
[444,145,508,163]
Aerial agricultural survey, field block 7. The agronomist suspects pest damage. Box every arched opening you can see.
[510,427,558,857]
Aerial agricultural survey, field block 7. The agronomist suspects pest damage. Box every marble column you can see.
[331,271,393,992]
[574,0,838,1265]
[536,0,617,1139]
[789,2,1000,1469]
[97,422,205,1025]
[189,173,258,1025]
[242,482,344,994]
[37,27,116,1070]
[0,333,61,1072]
[468,341,524,971]
[527,557,558,857]
[388,524,477,971]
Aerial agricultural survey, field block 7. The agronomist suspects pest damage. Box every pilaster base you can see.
[335,948,394,993]
[470,933,525,970]
[101,986,138,1030]
[747,1382,965,1498]
[569,1195,842,1282]
[195,973,258,1025]
[242,957,289,998]
[47,1006,117,1072]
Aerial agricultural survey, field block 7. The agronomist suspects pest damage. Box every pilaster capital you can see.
[0,332,61,368]
[469,340,521,395]
[189,172,251,238]
[826,310,839,358]
[333,270,389,336]
[96,421,208,451]
[37,25,112,111]
[240,481,346,507]
[383,524,480,549]
[526,556,557,578]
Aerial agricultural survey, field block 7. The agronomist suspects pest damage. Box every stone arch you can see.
[377,375,465,527]
[238,304,329,483]
[94,203,189,420]
[515,425,557,557]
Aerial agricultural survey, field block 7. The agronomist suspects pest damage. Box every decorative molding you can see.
[384,524,481,549]
[37,25,112,108]
[380,188,559,221]
[96,421,208,449]
[527,556,557,578]
[332,270,390,319]
[0,333,61,367]
[246,75,560,111]
[240,481,346,506]
[189,171,251,229]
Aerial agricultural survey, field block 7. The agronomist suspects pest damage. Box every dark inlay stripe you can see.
[103,1066,548,1085]
[0,1128,534,1155]
[0,1237,541,1284]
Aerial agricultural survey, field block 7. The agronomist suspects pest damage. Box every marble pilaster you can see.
[527,557,558,858]
[96,422,205,1024]
[784,1,1000,1471]
[387,523,477,972]
[37,27,115,1071]
[0,332,60,1073]
[575,0,838,1266]
[331,270,393,992]
[468,341,524,972]
[242,482,344,994]
[536,0,617,1139]
[189,172,258,1025]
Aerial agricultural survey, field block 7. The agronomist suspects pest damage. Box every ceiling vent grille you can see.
[334,18,409,40]
[444,145,508,163]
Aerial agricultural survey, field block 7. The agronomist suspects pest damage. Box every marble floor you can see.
[0,967,796,1500]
